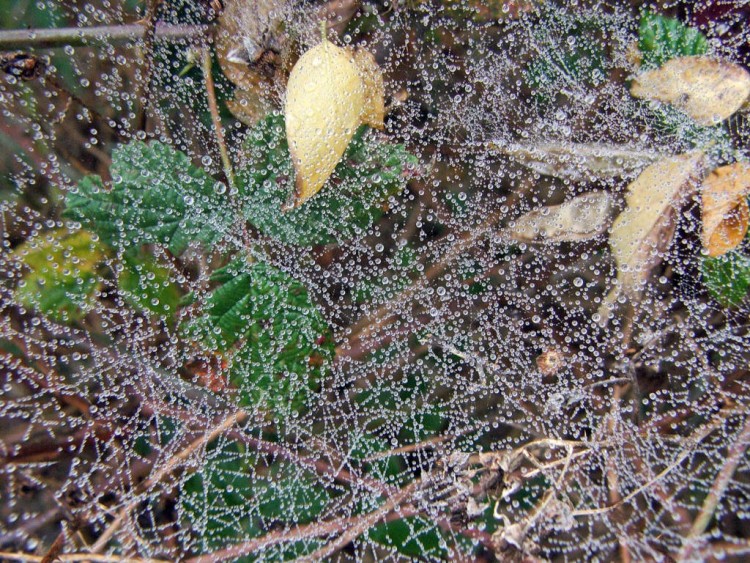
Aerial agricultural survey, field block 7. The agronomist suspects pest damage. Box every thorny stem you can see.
[0,23,208,50]
[677,413,750,561]
[90,410,248,553]
[200,48,235,191]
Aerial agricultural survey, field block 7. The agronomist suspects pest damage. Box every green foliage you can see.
[64,141,232,255]
[181,439,327,561]
[120,251,182,320]
[702,250,750,307]
[524,9,608,105]
[369,516,446,559]
[238,114,418,247]
[181,439,262,556]
[638,12,709,69]
[11,229,105,322]
[184,258,333,415]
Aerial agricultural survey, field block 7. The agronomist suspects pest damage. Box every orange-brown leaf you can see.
[702,162,750,257]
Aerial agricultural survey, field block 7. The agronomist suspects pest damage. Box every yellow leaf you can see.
[599,152,706,323]
[284,34,386,210]
[631,56,750,126]
[353,48,385,130]
[702,162,750,257]
[284,36,365,209]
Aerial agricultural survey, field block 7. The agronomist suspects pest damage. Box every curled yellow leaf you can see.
[631,56,750,126]
[284,37,365,209]
[702,162,750,257]
[353,48,385,130]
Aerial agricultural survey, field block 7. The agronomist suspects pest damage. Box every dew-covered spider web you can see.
[2,0,750,561]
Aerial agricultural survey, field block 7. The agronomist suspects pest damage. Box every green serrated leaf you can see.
[238,113,417,247]
[181,438,259,556]
[702,250,750,307]
[523,9,609,106]
[638,12,709,69]
[64,141,232,255]
[369,516,446,559]
[120,252,182,320]
[181,439,328,561]
[184,259,333,415]
[11,229,106,322]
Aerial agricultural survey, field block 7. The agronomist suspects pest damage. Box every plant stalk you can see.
[0,23,208,50]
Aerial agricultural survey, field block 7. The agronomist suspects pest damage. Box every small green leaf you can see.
[184,258,333,415]
[64,141,232,255]
[181,439,328,561]
[11,229,106,322]
[181,439,259,555]
[238,114,418,247]
[369,516,446,559]
[702,250,750,307]
[638,12,709,69]
[120,252,182,320]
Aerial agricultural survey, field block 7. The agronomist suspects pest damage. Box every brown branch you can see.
[677,414,750,561]
[136,0,162,132]
[0,23,208,50]
[90,410,248,553]
[200,48,235,190]
[0,553,169,563]
[185,481,419,563]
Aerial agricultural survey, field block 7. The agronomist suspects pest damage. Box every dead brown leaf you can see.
[702,162,750,257]
[598,152,707,324]
[492,142,664,182]
[508,191,613,243]
[631,56,750,126]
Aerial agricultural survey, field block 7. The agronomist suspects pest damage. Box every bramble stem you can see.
[0,23,208,50]
[200,48,235,191]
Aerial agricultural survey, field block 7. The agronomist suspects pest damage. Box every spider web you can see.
[1,1,750,561]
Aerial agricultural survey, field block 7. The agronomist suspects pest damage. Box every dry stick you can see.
[136,0,162,132]
[0,553,169,563]
[677,413,750,561]
[39,531,65,563]
[0,23,208,50]
[607,385,632,563]
[572,413,728,519]
[185,482,419,563]
[200,48,235,191]
[89,410,248,553]
[295,481,420,562]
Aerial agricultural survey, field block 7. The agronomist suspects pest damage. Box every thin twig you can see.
[572,414,727,518]
[0,552,169,563]
[136,0,162,131]
[90,410,248,553]
[0,23,208,50]
[185,482,419,563]
[200,48,235,191]
[39,530,65,563]
[295,482,420,562]
[677,414,750,561]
